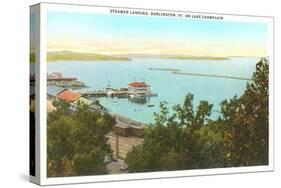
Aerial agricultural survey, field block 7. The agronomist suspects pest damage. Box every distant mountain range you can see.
[114,53,229,60]
[47,51,131,62]
[29,51,233,63]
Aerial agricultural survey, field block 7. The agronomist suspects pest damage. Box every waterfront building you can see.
[56,89,81,102]
[47,85,67,100]
[47,72,85,87]
[128,81,150,98]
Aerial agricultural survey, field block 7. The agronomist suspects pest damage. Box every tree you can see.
[221,58,269,166]
[47,100,115,177]
[125,94,223,172]
[126,58,269,171]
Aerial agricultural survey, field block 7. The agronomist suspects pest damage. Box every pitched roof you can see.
[47,85,66,97]
[57,90,81,102]
[128,82,148,88]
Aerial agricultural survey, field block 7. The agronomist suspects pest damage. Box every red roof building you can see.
[128,82,148,88]
[56,90,81,102]
[128,81,150,97]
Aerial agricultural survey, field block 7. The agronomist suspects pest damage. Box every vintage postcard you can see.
[30,3,274,185]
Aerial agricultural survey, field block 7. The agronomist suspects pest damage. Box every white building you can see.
[128,81,150,98]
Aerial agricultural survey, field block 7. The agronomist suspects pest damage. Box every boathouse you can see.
[128,81,150,97]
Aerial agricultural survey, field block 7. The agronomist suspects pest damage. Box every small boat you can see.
[134,108,143,111]
[147,104,155,107]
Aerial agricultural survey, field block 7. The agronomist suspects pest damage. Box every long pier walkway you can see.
[173,71,252,81]
[79,89,129,97]
[149,67,252,81]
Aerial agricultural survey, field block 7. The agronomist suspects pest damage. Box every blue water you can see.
[47,57,258,124]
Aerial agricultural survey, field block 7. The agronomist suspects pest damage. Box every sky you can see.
[47,11,268,57]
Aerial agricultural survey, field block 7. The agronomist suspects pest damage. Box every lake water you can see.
[47,57,258,124]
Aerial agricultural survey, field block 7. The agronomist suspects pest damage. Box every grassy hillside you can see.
[47,51,131,62]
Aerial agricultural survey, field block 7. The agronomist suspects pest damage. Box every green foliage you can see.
[47,100,115,177]
[73,149,107,176]
[221,58,269,166]
[126,58,269,172]
[126,94,223,172]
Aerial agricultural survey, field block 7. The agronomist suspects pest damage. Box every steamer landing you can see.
[46,72,158,100]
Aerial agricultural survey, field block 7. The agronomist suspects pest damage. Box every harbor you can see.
[46,73,153,136]
[46,55,257,124]
[78,81,158,99]
[46,72,158,99]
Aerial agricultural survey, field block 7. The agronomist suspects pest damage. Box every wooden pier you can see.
[79,88,157,98]
[79,89,129,97]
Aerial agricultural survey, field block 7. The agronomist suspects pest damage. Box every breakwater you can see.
[149,67,252,81]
